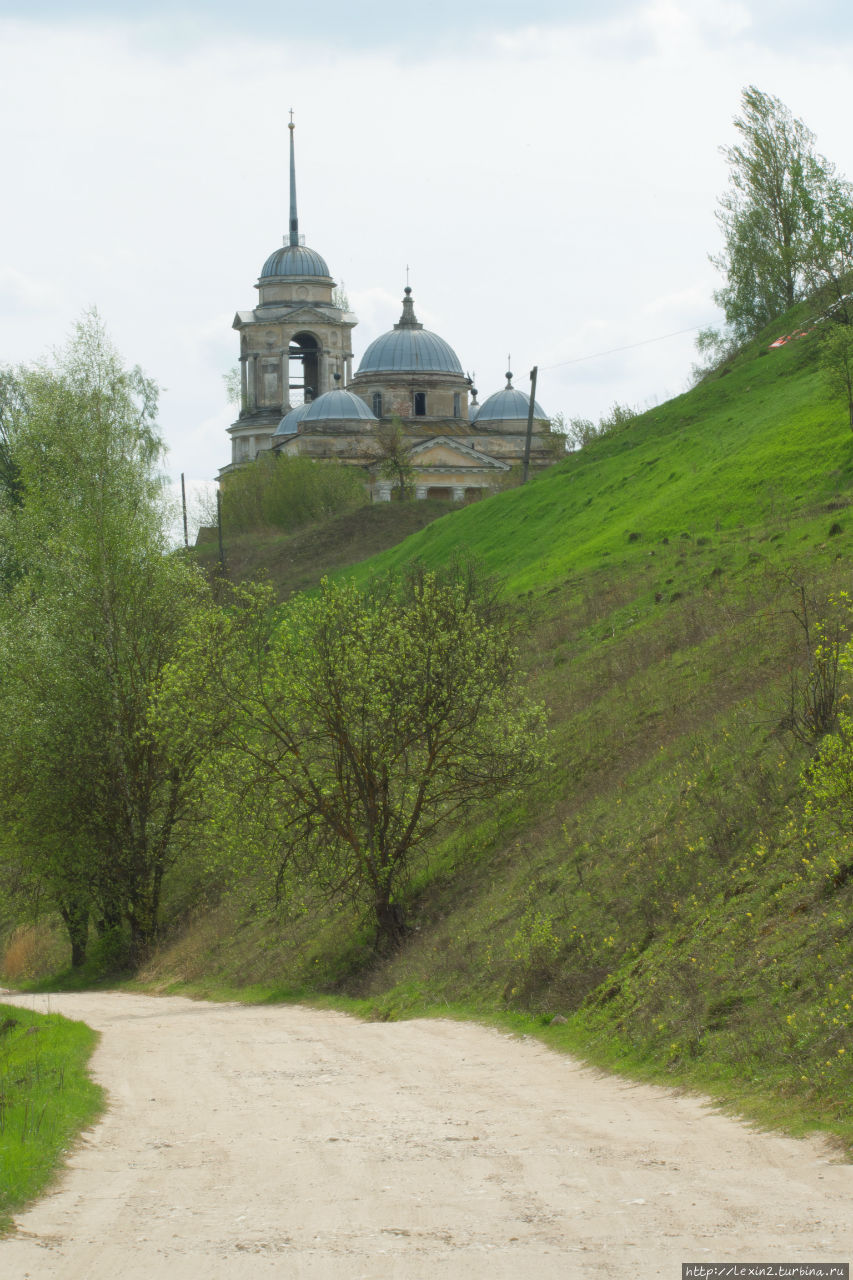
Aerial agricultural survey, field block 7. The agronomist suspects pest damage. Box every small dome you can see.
[357,289,463,376]
[260,244,331,280]
[273,402,312,437]
[476,372,547,424]
[302,390,378,422]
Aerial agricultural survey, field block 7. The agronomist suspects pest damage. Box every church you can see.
[222,121,557,501]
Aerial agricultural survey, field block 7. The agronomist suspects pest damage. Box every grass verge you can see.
[0,1002,104,1233]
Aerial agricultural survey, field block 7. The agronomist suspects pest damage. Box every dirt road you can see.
[1,992,850,1279]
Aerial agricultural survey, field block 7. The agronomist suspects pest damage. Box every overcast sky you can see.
[2,0,853,487]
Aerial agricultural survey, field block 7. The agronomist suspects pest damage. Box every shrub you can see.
[222,454,368,534]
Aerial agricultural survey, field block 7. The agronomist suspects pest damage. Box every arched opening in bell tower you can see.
[289,332,320,404]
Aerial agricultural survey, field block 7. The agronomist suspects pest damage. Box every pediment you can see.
[278,305,345,325]
[408,436,510,470]
[233,305,349,330]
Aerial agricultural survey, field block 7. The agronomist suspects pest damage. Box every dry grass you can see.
[1,921,68,986]
[195,501,451,598]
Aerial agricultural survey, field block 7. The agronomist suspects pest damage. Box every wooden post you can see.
[522,365,538,484]
[216,488,225,572]
[180,472,189,548]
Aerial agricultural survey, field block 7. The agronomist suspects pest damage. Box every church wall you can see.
[469,434,553,460]
[472,419,549,437]
[258,280,334,306]
[415,468,495,487]
[351,379,469,422]
[280,434,377,463]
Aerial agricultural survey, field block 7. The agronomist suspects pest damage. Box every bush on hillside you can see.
[563,402,640,451]
[222,453,368,535]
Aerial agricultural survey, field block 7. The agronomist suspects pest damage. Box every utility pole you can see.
[180,472,189,548]
[522,365,538,484]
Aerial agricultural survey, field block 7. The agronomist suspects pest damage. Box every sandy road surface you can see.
[1,992,850,1279]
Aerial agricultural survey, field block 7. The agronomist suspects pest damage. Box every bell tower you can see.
[224,116,357,471]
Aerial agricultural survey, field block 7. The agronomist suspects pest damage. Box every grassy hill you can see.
[194,498,452,599]
[85,307,853,1148]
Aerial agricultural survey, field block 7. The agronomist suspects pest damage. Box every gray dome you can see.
[359,329,463,375]
[476,374,547,423]
[302,390,378,422]
[273,402,312,437]
[357,288,463,376]
[260,244,331,280]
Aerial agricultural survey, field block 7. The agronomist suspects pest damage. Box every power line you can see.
[541,324,709,371]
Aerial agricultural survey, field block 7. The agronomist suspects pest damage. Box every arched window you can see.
[414,391,426,416]
[288,332,320,405]
[373,392,383,417]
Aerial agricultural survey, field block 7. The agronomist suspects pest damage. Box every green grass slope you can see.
[0,1004,103,1232]
[149,310,853,1148]
[352,318,850,592]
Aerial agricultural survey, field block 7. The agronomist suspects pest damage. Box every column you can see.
[375,480,392,502]
[415,484,427,500]
[240,356,248,413]
[452,485,465,502]
[249,355,259,411]
[318,349,328,396]
[280,351,290,413]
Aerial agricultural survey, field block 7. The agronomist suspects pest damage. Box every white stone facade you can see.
[220,125,559,497]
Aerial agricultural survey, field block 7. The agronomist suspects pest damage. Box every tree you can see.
[164,564,549,949]
[559,403,640,452]
[819,323,853,431]
[803,172,853,324]
[375,416,415,499]
[220,451,367,534]
[712,86,853,341]
[0,369,24,510]
[545,412,569,458]
[222,364,242,410]
[0,313,217,967]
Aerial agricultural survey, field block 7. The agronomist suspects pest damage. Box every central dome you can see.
[260,244,331,280]
[357,289,463,376]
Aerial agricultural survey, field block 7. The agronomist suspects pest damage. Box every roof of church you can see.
[302,389,378,421]
[476,372,547,423]
[260,244,331,280]
[357,289,463,376]
[273,402,312,436]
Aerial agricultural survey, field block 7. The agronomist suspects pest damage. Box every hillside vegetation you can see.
[194,500,451,599]
[12,302,853,1148]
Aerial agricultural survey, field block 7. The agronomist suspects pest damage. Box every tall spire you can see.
[288,110,299,247]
